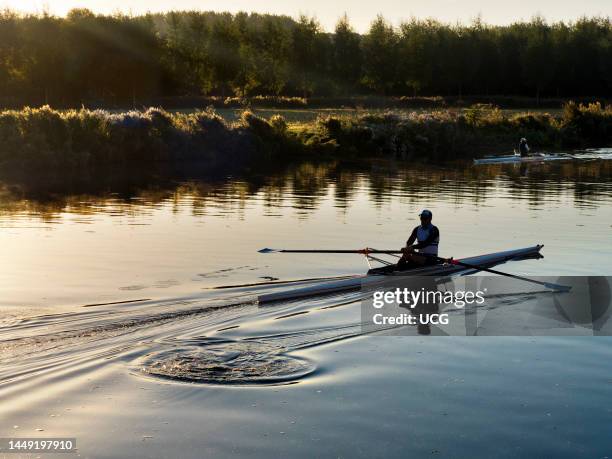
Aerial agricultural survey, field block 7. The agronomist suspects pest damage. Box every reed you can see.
[0,103,609,168]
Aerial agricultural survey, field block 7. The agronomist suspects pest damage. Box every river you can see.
[1,154,611,458]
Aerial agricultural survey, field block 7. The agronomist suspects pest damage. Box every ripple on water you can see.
[136,340,316,386]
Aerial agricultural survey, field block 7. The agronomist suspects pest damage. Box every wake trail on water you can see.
[1,272,564,402]
[0,280,380,397]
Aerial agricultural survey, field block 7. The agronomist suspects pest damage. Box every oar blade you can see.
[258,248,279,253]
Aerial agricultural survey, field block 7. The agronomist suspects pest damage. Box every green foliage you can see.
[559,101,612,146]
[269,114,288,133]
[464,104,504,127]
[361,16,398,94]
[240,110,272,135]
[0,104,610,169]
[287,15,326,97]
[332,15,362,93]
[0,10,610,105]
[295,103,612,160]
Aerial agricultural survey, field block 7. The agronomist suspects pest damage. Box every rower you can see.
[519,138,529,157]
[398,209,440,269]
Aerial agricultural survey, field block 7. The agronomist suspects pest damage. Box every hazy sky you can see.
[2,0,610,31]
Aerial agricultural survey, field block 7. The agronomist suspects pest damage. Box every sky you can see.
[1,0,610,31]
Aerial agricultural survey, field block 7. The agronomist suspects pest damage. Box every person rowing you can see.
[518,138,530,157]
[397,209,440,269]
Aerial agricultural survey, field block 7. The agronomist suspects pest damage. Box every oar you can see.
[440,257,571,292]
[259,248,403,254]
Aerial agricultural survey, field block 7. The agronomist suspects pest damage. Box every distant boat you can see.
[474,151,573,165]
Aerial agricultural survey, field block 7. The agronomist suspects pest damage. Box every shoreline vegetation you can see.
[0,10,610,108]
[0,102,610,169]
[93,95,611,110]
[2,9,610,169]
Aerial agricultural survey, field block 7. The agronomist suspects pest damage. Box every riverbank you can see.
[7,95,603,111]
[0,102,610,169]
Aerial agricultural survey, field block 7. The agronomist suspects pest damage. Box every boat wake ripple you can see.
[138,340,316,385]
[1,283,372,392]
[136,307,378,385]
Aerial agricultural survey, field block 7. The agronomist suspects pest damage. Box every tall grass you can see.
[296,102,612,160]
[0,106,289,168]
[0,103,610,168]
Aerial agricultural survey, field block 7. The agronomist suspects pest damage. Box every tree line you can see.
[0,9,610,106]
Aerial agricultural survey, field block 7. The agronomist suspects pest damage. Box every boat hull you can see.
[474,154,567,165]
[258,245,543,303]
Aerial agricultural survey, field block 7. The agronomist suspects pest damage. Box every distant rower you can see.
[398,209,440,269]
[518,138,530,157]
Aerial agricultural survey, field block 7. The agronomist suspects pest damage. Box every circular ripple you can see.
[136,342,316,386]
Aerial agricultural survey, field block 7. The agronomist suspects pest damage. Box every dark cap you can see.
[419,209,432,218]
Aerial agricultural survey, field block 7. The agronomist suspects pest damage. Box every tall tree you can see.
[521,17,555,104]
[0,10,611,103]
[208,14,240,97]
[291,15,319,97]
[331,14,362,93]
[361,15,398,94]
[398,19,440,95]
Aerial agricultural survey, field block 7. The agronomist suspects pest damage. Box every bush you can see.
[559,102,612,147]
[269,114,287,134]
[0,103,610,169]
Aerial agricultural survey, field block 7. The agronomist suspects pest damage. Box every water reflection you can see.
[1,160,611,220]
[1,158,611,310]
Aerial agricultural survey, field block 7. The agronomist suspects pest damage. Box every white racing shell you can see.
[258,245,543,303]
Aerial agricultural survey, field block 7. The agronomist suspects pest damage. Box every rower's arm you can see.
[406,227,417,247]
[412,226,439,249]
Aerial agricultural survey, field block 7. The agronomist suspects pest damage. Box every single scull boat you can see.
[474,152,572,165]
[258,244,544,303]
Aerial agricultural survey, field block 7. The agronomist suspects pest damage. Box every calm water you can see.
[1,156,612,458]
[1,158,611,313]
